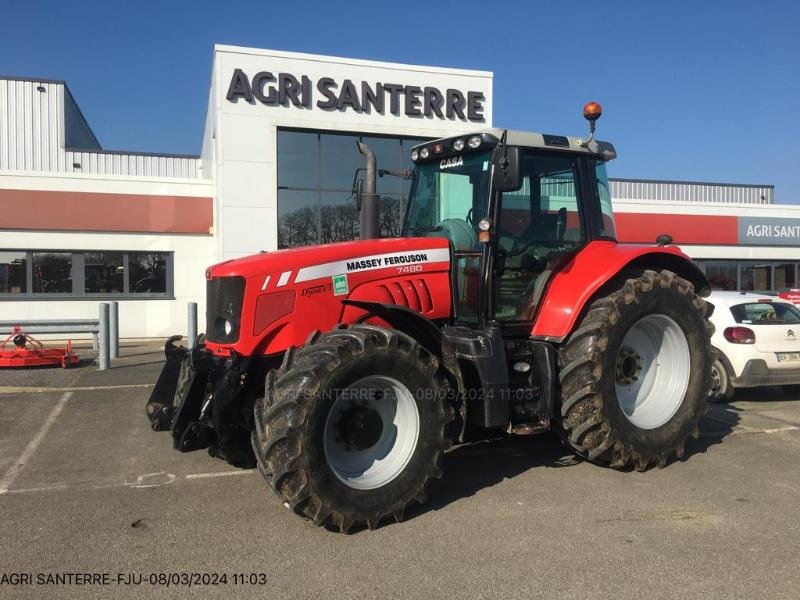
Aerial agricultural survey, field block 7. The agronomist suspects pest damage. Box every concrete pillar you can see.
[188,302,198,350]
[109,301,119,359]
[98,303,110,370]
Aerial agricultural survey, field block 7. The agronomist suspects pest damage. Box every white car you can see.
[706,291,800,402]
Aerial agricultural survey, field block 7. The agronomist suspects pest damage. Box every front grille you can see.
[205,276,246,343]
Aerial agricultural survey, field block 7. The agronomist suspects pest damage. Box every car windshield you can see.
[730,302,800,324]
[403,151,491,251]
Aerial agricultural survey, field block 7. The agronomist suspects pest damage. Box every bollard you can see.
[109,301,119,359]
[188,302,198,349]
[98,303,110,370]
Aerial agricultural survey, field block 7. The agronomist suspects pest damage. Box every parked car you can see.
[706,291,800,402]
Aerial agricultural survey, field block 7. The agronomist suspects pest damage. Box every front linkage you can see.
[145,336,256,467]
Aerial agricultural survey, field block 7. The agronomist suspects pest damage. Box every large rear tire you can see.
[252,324,453,532]
[557,269,713,470]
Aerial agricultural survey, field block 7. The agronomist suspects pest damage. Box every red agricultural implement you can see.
[0,326,79,368]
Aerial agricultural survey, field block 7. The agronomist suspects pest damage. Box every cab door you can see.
[492,152,587,324]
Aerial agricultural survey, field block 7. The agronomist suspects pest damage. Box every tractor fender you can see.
[531,240,709,341]
[341,299,442,358]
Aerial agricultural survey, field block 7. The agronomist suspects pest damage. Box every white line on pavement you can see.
[0,383,154,394]
[0,391,73,495]
[185,470,255,480]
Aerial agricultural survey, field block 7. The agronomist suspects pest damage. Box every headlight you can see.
[420,147,429,159]
[468,135,482,149]
[224,320,233,336]
[410,149,419,161]
[452,138,465,151]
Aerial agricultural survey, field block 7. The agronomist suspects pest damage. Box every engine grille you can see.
[205,276,246,343]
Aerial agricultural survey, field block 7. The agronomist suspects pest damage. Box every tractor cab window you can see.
[494,153,584,321]
[595,161,616,238]
[403,151,491,252]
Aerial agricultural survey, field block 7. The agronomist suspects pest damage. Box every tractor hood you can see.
[205,237,453,357]
[207,237,451,283]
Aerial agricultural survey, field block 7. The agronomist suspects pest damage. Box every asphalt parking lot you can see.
[0,344,798,599]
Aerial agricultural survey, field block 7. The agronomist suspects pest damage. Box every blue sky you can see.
[3,1,799,203]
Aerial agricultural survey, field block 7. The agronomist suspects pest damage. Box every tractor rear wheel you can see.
[252,324,453,532]
[557,269,713,470]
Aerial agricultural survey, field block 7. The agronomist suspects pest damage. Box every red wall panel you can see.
[0,188,213,234]
[615,213,738,245]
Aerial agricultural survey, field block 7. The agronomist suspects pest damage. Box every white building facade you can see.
[1,45,798,339]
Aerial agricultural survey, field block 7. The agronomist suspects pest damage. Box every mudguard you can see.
[532,240,709,341]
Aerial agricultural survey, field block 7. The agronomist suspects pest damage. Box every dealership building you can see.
[1,45,799,338]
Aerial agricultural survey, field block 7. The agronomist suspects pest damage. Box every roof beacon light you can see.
[580,101,603,147]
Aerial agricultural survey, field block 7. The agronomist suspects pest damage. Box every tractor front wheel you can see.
[557,269,713,470]
[252,324,453,532]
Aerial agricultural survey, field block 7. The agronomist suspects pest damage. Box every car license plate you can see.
[776,352,800,363]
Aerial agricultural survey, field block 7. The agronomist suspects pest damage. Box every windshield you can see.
[403,151,491,251]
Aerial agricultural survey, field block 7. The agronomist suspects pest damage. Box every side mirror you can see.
[491,146,523,192]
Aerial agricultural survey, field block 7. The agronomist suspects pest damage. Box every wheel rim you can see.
[710,363,722,395]
[323,375,419,490]
[614,313,690,429]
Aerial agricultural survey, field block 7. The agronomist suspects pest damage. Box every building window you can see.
[0,252,27,294]
[84,252,124,294]
[129,253,168,294]
[697,260,799,293]
[32,252,73,293]
[277,129,423,249]
[0,250,173,299]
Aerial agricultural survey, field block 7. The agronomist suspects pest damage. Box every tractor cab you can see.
[404,122,617,330]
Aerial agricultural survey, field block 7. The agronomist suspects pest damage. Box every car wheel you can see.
[708,358,734,403]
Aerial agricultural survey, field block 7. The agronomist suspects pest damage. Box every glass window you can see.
[495,153,583,321]
[730,302,800,324]
[278,130,318,189]
[129,253,167,294]
[741,262,772,292]
[320,133,361,191]
[321,192,358,244]
[278,129,425,248]
[595,161,616,238]
[85,252,124,294]
[0,252,27,294]
[774,263,797,291]
[32,252,72,293]
[703,261,738,291]
[278,190,319,249]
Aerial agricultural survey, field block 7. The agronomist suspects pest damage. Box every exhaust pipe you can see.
[357,141,379,240]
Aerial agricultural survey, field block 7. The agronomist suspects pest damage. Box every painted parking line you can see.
[0,383,154,394]
[2,469,257,496]
[0,391,73,495]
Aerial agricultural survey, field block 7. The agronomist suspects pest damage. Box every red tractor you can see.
[147,104,714,532]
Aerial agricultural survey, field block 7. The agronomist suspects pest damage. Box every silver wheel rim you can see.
[710,363,722,395]
[323,375,419,490]
[614,313,690,429]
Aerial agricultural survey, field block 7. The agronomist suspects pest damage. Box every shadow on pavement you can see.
[407,433,576,522]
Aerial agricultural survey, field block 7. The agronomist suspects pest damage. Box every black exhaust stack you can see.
[357,141,379,240]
